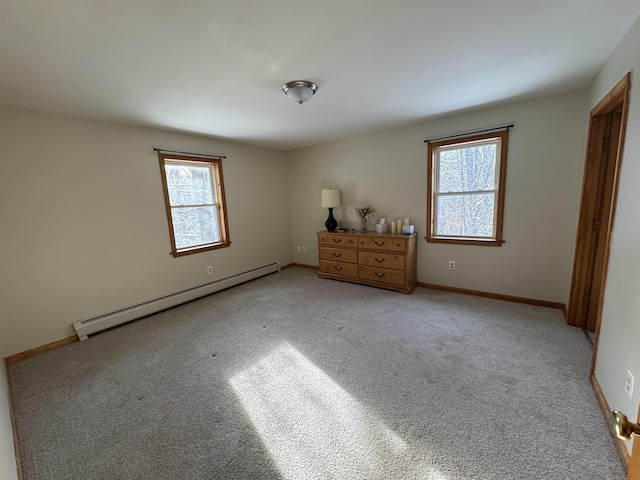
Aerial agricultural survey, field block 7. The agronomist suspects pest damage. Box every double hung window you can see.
[427,130,508,246]
[158,153,230,257]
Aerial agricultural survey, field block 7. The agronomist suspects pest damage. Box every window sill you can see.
[172,241,232,257]
[425,236,504,247]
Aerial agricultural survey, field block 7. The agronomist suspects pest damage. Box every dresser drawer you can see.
[319,247,358,264]
[357,237,394,252]
[358,251,404,270]
[320,260,359,278]
[391,238,407,252]
[358,265,405,286]
[318,234,357,248]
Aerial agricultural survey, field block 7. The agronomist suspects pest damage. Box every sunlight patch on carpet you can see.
[230,342,448,479]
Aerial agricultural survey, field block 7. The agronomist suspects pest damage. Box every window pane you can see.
[437,143,497,193]
[435,193,495,237]
[171,206,220,249]
[165,164,215,206]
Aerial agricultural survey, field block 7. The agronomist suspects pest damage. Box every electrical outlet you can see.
[448,260,456,270]
[301,246,306,253]
[207,266,213,275]
[626,370,634,399]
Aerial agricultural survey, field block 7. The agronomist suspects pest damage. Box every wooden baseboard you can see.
[591,373,630,470]
[417,282,566,312]
[286,269,567,311]
[281,263,319,271]
[4,335,78,366]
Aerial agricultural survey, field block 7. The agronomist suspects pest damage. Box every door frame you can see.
[567,73,630,368]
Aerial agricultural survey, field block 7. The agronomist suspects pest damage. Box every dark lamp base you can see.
[325,208,338,232]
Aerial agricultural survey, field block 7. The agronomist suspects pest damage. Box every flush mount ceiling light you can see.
[282,80,318,105]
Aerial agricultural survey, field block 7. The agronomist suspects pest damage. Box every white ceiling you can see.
[1,1,640,151]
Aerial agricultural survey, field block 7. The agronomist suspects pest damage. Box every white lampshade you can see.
[321,189,341,208]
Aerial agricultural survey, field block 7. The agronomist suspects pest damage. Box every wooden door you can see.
[584,110,622,331]
[629,404,640,479]
[568,74,630,341]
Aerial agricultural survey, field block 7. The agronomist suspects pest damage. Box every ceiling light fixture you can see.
[282,80,318,105]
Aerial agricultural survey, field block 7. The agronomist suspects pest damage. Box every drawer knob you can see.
[374,257,385,263]
[334,265,343,271]
[374,241,386,246]
[375,272,386,278]
[333,253,342,258]
[333,238,342,243]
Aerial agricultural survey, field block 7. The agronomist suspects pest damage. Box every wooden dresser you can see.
[317,230,417,294]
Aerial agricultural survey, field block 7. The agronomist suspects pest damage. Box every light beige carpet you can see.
[9,267,625,479]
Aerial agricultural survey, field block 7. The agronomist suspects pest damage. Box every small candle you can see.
[397,219,402,231]
[405,218,409,226]
[391,221,397,234]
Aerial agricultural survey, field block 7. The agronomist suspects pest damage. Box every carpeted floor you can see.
[8,267,625,479]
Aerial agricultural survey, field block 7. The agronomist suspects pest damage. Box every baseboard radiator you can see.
[73,262,281,341]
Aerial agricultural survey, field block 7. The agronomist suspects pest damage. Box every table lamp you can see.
[320,188,341,232]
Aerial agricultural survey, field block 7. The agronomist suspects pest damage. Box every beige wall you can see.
[0,106,292,357]
[591,13,640,454]
[287,89,588,304]
[0,368,17,480]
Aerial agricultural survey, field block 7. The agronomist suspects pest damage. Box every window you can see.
[158,153,230,257]
[427,129,508,246]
